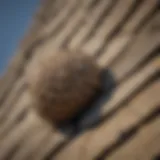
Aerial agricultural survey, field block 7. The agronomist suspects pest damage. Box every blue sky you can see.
[0,0,40,74]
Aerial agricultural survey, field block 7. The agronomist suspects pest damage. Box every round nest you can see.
[26,50,102,125]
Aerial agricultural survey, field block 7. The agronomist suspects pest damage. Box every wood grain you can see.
[0,0,159,159]
[106,117,160,160]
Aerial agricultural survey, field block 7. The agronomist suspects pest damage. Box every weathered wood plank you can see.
[0,113,40,159]
[109,13,160,82]
[106,117,160,160]
[11,125,51,160]
[0,78,25,120]
[144,135,160,160]
[0,112,66,160]
[27,132,66,160]
[97,0,158,68]
[0,91,30,138]
[38,0,77,37]
[81,0,136,55]
[68,0,113,50]
[11,124,63,160]
[121,0,157,33]
[46,0,87,48]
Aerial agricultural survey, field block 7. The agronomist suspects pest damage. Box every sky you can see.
[0,0,40,74]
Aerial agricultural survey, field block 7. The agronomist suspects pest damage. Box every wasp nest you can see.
[26,50,102,125]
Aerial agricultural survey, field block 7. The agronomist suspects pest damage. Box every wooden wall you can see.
[0,0,159,159]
